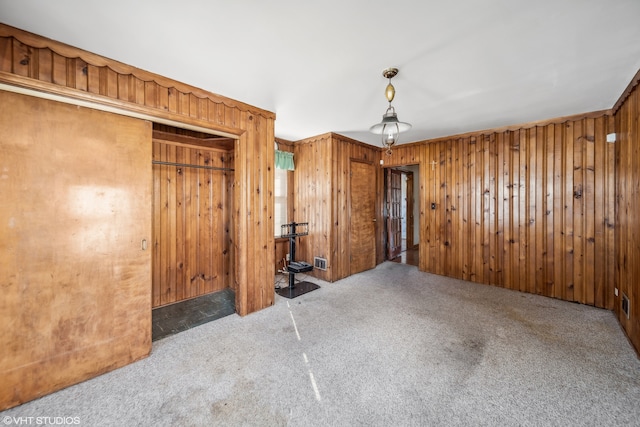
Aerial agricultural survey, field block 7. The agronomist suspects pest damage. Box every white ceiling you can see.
[1,0,640,147]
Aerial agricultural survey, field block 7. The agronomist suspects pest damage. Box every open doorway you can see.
[151,124,237,340]
[384,165,419,266]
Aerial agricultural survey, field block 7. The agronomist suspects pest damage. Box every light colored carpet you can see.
[3,262,639,426]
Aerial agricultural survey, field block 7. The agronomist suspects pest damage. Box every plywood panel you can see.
[0,90,152,410]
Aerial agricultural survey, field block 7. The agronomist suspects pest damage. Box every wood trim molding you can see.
[275,137,295,150]
[377,109,613,151]
[0,23,275,121]
[332,132,380,150]
[294,132,333,145]
[0,74,243,138]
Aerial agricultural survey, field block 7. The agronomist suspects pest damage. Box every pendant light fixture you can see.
[369,67,411,155]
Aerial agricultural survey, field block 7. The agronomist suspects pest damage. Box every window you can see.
[274,167,288,237]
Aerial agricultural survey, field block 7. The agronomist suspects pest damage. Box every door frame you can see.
[406,171,415,248]
[383,164,420,262]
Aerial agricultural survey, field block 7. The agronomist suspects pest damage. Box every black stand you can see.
[276,222,320,299]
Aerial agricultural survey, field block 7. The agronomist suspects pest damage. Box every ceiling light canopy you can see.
[369,67,411,155]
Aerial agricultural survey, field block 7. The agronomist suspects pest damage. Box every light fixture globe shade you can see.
[382,122,399,146]
[369,108,412,147]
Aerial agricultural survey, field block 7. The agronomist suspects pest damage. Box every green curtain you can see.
[275,149,295,170]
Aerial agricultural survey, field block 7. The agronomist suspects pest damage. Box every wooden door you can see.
[350,160,376,274]
[387,169,403,259]
[0,90,152,409]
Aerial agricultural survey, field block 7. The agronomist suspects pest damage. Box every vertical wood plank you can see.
[527,128,538,294]
[52,52,66,86]
[167,144,178,304]
[504,132,513,289]
[573,119,585,303]
[427,143,437,272]
[584,118,596,306]
[152,141,162,308]
[482,135,491,283]
[466,137,475,281]
[544,124,555,297]
[496,132,505,287]
[175,147,186,303]
[0,37,11,72]
[553,124,565,300]
[593,117,606,307]
[534,126,545,295]
[604,115,616,311]
[159,144,169,305]
[488,134,497,285]
[453,138,463,279]
[517,130,527,293]
[564,121,575,301]
[74,58,87,91]
[37,47,52,83]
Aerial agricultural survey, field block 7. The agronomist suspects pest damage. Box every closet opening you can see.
[150,123,236,340]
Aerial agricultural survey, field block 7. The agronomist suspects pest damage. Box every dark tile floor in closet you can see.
[152,288,236,341]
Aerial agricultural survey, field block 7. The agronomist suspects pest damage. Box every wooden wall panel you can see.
[293,133,381,282]
[293,134,333,281]
[234,112,275,315]
[615,76,640,355]
[382,113,615,310]
[152,140,233,307]
[0,23,275,318]
[0,91,152,409]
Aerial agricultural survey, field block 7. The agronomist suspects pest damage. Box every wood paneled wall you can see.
[383,113,616,309]
[152,139,233,307]
[0,23,275,316]
[614,71,640,354]
[234,111,275,314]
[294,134,333,281]
[293,133,381,282]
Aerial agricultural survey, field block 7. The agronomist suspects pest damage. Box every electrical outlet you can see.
[286,253,290,261]
[314,256,327,270]
[615,287,619,297]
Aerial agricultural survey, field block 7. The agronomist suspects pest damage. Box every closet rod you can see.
[152,160,234,172]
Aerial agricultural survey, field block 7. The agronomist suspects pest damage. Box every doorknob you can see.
[372,219,376,222]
